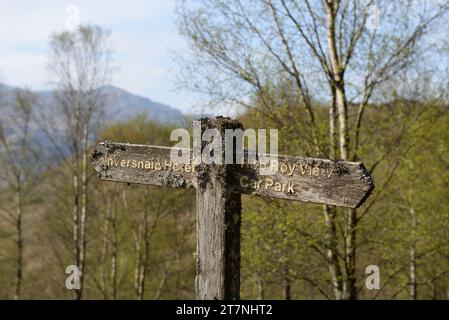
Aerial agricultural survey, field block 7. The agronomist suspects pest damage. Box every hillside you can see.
[0,83,186,125]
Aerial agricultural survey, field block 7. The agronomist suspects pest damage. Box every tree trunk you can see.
[329,85,337,160]
[110,198,118,300]
[154,269,168,300]
[324,82,344,300]
[323,205,344,300]
[174,209,181,299]
[100,197,111,299]
[77,122,89,299]
[72,154,81,300]
[410,207,417,300]
[135,207,149,300]
[134,219,143,299]
[409,245,417,300]
[283,277,291,300]
[257,274,265,300]
[345,208,358,299]
[335,85,349,160]
[14,183,23,300]
[325,1,356,299]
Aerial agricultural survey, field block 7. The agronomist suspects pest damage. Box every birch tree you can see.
[46,25,113,299]
[0,89,38,299]
[176,0,449,299]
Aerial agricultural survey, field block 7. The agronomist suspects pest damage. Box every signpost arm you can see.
[195,117,242,300]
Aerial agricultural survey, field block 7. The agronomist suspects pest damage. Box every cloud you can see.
[0,0,194,112]
[0,53,48,89]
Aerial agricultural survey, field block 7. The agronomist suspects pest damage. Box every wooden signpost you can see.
[91,117,374,300]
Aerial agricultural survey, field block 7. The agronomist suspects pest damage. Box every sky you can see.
[1,1,446,115]
[0,0,198,113]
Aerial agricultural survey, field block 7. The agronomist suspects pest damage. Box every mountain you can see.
[101,85,185,125]
[0,83,186,126]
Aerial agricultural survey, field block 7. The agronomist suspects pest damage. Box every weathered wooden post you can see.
[195,117,242,300]
[91,116,374,300]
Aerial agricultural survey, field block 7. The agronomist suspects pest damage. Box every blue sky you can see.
[1,1,447,115]
[0,0,198,113]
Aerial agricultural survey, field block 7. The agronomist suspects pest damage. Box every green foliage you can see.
[1,102,449,299]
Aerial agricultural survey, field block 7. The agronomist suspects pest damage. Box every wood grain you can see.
[91,142,374,208]
[91,142,196,189]
[195,117,242,300]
